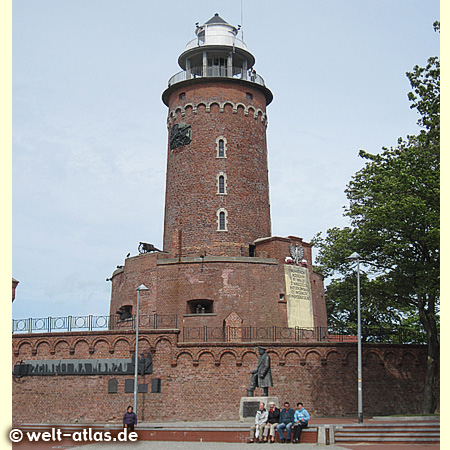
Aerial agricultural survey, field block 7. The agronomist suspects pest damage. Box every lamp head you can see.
[348,252,361,261]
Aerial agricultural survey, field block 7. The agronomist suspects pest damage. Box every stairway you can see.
[334,420,440,444]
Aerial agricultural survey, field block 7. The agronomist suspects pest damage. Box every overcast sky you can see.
[12,0,440,320]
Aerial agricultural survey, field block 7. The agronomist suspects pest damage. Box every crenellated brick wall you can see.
[12,330,438,425]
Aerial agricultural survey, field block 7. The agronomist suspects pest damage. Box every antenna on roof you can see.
[241,0,244,41]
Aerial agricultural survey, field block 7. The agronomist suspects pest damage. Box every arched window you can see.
[217,208,228,231]
[216,172,227,195]
[219,212,226,230]
[216,136,227,158]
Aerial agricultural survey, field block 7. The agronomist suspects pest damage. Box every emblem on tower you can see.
[289,244,304,265]
[170,122,192,150]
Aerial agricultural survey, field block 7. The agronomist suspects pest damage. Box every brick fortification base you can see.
[12,330,438,424]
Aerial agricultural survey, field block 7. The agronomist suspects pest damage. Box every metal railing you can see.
[181,326,329,343]
[12,315,432,344]
[184,35,248,52]
[12,314,178,334]
[181,325,432,344]
[167,65,266,88]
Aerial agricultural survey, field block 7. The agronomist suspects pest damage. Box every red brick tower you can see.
[107,14,327,333]
[162,14,273,257]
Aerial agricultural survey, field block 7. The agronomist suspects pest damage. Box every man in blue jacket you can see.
[276,401,295,443]
[292,402,310,443]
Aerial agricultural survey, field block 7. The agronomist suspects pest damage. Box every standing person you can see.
[276,401,295,443]
[263,401,280,443]
[123,405,137,432]
[249,402,268,443]
[292,402,310,443]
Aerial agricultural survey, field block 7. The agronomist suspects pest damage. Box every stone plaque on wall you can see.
[243,401,260,418]
[239,396,279,422]
[108,379,118,394]
[284,265,314,328]
[124,379,134,393]
[151,379,161,393]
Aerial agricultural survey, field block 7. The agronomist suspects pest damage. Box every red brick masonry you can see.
[12,330,437,424]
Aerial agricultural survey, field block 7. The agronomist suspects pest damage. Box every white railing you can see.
[167,65,266,88]
[185,34,248,51]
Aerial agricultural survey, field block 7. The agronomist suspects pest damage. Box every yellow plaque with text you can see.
[284,265,314,328]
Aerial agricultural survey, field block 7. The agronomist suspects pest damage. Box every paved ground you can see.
[11,416,441,450]
[12,441,441,450]
[77,442,440,450]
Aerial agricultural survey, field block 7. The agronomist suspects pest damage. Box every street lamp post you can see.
[349,252,363,424]
[133,284,149,414]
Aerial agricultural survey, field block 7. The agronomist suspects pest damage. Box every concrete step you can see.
[373,415,440,422]
[337,433,440,438]
[334,422,440,444]
[337,422,440,427]
[335,436,440,443]
[345,427,439,433]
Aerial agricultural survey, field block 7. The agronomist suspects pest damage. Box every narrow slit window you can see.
[219,175,225,194]
[219,212,226,230]
[216,136,227,158]
[217,208,228,231]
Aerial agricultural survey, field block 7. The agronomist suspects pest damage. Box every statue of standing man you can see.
[248,347,273,397]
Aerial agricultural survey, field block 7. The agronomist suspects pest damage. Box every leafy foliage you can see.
[313,22,439,413]
[325,272,422,340]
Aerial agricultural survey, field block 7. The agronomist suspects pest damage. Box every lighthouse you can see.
[108,13,327,335]
[12,13,429,427]
[162,13,273,257]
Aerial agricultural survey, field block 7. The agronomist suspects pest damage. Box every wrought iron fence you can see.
[12,314,178,334]
[12,315,432,344]
[181,325,431,344]
[181,326,329,343]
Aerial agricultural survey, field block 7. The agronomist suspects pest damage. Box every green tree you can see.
[325,271,421,343]
[313,23,439,414]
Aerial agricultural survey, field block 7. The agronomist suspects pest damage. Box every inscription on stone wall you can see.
[284,265,314,328]
[243,401,260,418]
[13,353,153,377]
